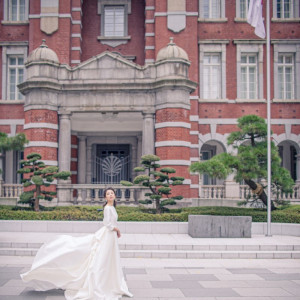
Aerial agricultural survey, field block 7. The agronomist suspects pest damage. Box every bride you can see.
[21,187,133,300]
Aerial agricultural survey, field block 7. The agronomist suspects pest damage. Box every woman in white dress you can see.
[21,187,133,300]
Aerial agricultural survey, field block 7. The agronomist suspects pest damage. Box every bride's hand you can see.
[114,228,121,238]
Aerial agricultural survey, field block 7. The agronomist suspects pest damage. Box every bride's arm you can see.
[103,207,121,237]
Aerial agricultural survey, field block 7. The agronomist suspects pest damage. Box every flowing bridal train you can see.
[21,188,133,300]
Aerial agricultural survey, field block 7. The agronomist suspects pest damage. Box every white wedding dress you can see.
[21,205,133,300]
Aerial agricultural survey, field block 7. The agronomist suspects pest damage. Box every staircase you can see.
[1,239,299,259]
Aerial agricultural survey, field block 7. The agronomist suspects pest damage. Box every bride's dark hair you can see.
[103,187,117,208]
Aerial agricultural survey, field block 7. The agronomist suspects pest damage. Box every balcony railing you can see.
[200,185,225,199]
[65,184,147,205]
[0,182,299,205]
[239,184,300,202]
[0,183,23,198]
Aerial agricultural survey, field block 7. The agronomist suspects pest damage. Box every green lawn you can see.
[0,205,299,223]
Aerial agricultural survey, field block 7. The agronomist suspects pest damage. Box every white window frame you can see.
[277,54,294,99]
[240,54,258,99]
[3,0,29,23]
[236,0,250,19]
[8,55,25,100]
[199,42,228,101]
[273,42,300,101]
[203,53,222,99]
[103,5,126,37]
[236,42,264,101]
[273,0,300,20]
[1,44,27,101]
[199,0,227,22]
[97,0,131,47]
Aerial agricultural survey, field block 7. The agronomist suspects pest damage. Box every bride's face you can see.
[105,189,115,204]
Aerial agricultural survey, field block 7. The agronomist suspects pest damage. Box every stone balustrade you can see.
[239,184,300,203]
[69,184,146,206]
[200,185,225,199]
[0,183,23,198]
[0,182,299,205]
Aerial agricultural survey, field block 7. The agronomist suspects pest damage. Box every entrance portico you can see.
[18,40,196,205]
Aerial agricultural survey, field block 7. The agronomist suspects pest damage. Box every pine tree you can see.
[190,115,294,210]
[18,152,71,211]
[121,154,184,213]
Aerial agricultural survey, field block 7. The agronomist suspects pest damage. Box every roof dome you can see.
[27,40,59,64]
[156,37,189,62]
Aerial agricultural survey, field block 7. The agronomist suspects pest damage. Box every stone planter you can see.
[188,215,252,238]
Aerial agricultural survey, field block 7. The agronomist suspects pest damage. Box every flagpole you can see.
[266,0,272,236]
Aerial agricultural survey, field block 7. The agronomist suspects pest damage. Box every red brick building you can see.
[0,0,299,206]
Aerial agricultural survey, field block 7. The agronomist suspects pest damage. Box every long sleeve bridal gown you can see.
[20,205,133,300]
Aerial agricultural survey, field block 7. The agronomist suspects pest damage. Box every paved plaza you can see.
[0,232,300,299]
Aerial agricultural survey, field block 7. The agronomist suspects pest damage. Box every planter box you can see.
[188,215,252,238]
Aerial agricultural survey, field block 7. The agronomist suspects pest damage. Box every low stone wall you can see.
[0,220,299,236]
[188,215,252,238]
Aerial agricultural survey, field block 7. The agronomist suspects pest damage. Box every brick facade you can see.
[0,0,299,202]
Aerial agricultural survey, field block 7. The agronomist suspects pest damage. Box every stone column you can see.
[131,142,137,181]
[0,152,4,181]
[58,112,72,173]
[0,152,3,196]
[4,151,13,183]
[142,113,155,155]
[86,145,93,184]
[57,112,72,205]
[296,154,300,184]
[137,135,142,161]
[224,173,240,200]
[78,136,87,184]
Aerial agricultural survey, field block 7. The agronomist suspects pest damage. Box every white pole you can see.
[266,0,272,236]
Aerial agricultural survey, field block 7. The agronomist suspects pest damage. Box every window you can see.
[203,54,221,99]
[203,0,221,18]
[273,0,300,19]
[3,0,29,22]
[236,42,263,100]
[97,0,131,46]
[8,56,24,100]
[239,0,250,19]
[9,0,25,21]
[273,42,299,100]
[199,42,228,100]
[199,0,226,20]
[278,54,294,99]
[277,0,293,18]
[240,54,257,99]
[104,6,125,37]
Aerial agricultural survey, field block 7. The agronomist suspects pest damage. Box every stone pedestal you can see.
[188,215,252,238]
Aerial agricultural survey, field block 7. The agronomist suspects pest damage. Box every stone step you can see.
[1,247,299,259]
[1,241,299,252]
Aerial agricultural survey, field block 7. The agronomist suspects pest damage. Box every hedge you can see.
[0,205,299,223]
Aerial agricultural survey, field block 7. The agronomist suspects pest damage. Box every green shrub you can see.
[0,205,299,223]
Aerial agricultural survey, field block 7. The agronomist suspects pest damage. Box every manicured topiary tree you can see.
[18,152,71,211]
[121,154,185,213]
[190,115,294,210]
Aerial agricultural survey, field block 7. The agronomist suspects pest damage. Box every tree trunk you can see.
[156,199,161,214]
[34,185,40,212]
[244,179,276,211]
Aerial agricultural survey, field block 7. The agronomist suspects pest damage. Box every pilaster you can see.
[58,112,72,174]
[142,113,155,155]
